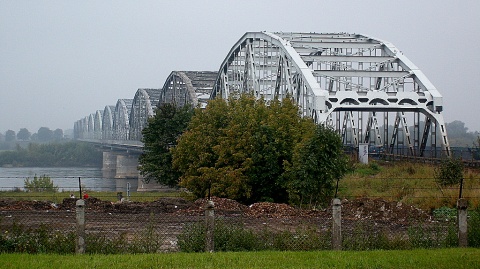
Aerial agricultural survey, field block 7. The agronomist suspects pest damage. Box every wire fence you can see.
[1,172,480,253]
[0,195,478,254]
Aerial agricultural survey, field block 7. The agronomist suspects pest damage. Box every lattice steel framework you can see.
[129,89,161,141]
[113,99,133,141]
[94,110,103,140]
[212,32,451,157]
[102,105,115,140]
[160,71,218,108]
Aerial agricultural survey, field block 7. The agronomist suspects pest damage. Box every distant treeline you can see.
[0,141,102,167]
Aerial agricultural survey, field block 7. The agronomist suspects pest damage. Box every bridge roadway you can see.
[73,32,455,191]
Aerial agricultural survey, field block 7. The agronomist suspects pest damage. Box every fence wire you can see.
[1,195,475,254]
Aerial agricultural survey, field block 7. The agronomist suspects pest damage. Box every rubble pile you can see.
[0,199,56,211]
[341,198,431,223]
[0,196,432,224]
[245,202,299,218]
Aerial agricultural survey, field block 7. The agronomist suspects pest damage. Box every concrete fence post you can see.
[332,198,342,250]
[76,199,86,254]
[205,200,215,252]
[457,198,468,247]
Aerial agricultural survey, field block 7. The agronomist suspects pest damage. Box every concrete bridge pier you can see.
[114,154,139,192]
[102,151,118,179]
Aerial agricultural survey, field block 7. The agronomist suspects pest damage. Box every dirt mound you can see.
[0,197,433,224]
[179,197,247,215]
[245,202,299,218]
[341,198,431,223]
[0,199,58,211]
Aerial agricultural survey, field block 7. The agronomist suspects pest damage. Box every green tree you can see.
[37,127,53,142]
[434,158,464,186]
[283,125,349,207]
[173,94,318,204]
[53,128,64,140]
[24,175,58,192]
[5,130,16,142]
[138,103,194,186]
[17,128,31,141]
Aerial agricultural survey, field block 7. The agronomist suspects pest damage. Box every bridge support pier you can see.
[102,151,118,179]
[101,150,175,192]
[114,154,139,192]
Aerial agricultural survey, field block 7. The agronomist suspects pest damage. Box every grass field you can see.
[338,161,480,210]
[0,249,479,269]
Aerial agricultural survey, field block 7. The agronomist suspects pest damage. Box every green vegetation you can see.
[434,158,464,186]
[178,220,331,252]
[0,249,479,269]
[139,103,194,186]
[0,141,102,167]
[283,124,349,207]
[339,161,480,210]
[23,175,58,193]
[172,94,347,204]
[0,190,187,203]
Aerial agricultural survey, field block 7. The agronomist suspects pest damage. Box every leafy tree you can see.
[37,127,53,142]
[17,128,31,141]
[5,130,16,142]
[283,125,349,207]
[172,94,319,204]
[53,128,64,140]
[24,175,58,192]
[138,103,194,186]
[434,157,464,186]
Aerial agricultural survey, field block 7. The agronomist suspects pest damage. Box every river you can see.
[0,167,117,192]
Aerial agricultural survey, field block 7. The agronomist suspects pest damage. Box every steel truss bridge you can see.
[74,32,451,158]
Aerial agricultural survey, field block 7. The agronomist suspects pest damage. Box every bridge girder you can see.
[129,88,161,141]
[159,71,217,108]
[113,99,133,141]
[212,32,451,157]
[102,105,115,140]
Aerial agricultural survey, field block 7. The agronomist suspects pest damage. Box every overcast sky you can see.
[1,0,479,134]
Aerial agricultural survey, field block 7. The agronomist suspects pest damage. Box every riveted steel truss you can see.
[113,99,133,141]
[160,71,218,108]
[212,32,451,157]
[129,89,161,141]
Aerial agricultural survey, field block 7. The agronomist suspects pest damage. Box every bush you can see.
[178,219,330,252]
[24,175,58,192]
[0,223,75,254]
[468,207,480,247]
[434,158,464,186]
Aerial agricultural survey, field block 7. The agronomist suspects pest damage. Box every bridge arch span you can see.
[94,110,103,140]
[212,32,450,157]
[113,99,133,141]
[129,88,161,141]
[102,105,115,140]
[160,71,217,108]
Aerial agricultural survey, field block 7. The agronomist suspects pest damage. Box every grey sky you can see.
[1,0,479,134]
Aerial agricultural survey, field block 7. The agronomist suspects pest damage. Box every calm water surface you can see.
[0,167,117,191]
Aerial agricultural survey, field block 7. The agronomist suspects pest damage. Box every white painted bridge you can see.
[75,32,451,158]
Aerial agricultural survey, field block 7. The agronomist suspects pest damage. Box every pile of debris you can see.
[341,198,432,223]
[0,196,433,224]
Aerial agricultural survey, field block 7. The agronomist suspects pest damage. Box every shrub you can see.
[434,158,464,186]
[24,175,58,193]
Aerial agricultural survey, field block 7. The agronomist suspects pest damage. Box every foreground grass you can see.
[1,249,479,269]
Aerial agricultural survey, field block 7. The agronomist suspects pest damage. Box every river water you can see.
[0,167,118,192]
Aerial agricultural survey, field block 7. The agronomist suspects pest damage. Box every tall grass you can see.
[339,161,480,210]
